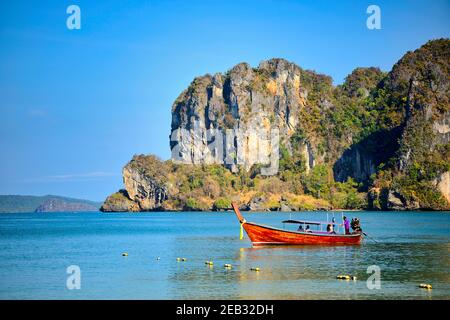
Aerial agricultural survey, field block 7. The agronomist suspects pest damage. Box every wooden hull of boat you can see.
[243,222,362,246]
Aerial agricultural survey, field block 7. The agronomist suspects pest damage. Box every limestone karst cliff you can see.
[102,39,450,212]
[170,59,306,173]
[369,39,450,210]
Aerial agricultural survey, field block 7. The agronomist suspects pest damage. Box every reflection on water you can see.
[0,211,449,299]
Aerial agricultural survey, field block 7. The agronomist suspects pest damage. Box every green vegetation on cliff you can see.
[102,154,368,211]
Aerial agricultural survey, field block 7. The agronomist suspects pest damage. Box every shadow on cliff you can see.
[333,127,403,190]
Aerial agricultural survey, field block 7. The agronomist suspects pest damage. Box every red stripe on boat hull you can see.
[243,222,362,245]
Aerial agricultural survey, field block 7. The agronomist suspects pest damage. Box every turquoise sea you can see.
[0,211,449,300]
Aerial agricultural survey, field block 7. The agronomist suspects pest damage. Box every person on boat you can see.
[351,218,362,234]
[343,216,350,235]
[326,223,335,234]
[305,225,312,233]
[298,225,304,232]
[356,218,362,232]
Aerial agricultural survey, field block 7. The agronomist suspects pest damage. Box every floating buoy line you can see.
[336,275,357,280]
[143,256,434,289]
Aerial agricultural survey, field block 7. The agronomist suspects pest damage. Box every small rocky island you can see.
[102,39,450,212]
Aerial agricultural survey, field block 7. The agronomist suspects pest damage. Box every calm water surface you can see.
[0,211,449,299]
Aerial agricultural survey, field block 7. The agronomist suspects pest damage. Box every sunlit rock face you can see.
[436,171,450,204]
[122,165,168,211]
[170,58,309,173]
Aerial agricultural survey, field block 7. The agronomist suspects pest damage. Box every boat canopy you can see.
[282,219,333,226]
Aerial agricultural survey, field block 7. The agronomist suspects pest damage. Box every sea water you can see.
[0,211,449,299]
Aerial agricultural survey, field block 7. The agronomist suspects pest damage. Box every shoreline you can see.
[99,208,450,213]
[3,209,450,214]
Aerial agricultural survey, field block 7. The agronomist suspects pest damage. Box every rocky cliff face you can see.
[170,59,312,172]
[101,155,168,212]
[333,128,401,185]
[122,165,168,210]
[436,171,450,203]
[333,146,377,183]
[387,40,450,170]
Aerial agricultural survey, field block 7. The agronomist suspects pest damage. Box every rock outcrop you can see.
[101,155,169,212]
[368,188,421,211]
[100,190,140,212]
[374,39,449,210]
[102,39,450,212]
[122,165,168,211]
[170,59,310,172]
[387,40,450,171]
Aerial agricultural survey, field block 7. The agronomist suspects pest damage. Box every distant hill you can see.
[0,195,101,213]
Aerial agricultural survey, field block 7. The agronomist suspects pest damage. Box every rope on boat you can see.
[363,232,378,243]
[239,223,243,240]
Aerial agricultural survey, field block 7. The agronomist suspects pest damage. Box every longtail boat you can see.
[232,202,362,246]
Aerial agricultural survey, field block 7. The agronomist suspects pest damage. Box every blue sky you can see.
[0,0,449,201]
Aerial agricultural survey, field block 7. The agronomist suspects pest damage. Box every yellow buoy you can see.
[250,267,260,272]
[205,261,213,265]
[176,257,181,262]
[122,252,128,256]
[181,258,187,261]
[419,283,432,289]
[224,264,232,268]
[336,275,351,280]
